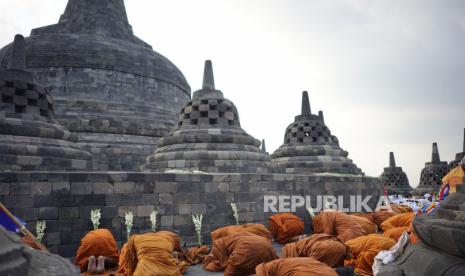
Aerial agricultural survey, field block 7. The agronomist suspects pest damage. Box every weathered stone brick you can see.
[118,206,137,217]
[10,182,30,195]
[52,182,70,194]
[59,207,80,219]
[71,182,92,194]
[154,182,177,193]
[160,215,173,227]
[93,182,114,194]
[0,183,9,195]
[137,205,154,217]
[177,204,191,215]
[114,182,134,193]
[39,207,59,219]
[31,182,52,195]
[159,193,173,204]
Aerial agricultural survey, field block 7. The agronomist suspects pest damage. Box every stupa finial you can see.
[7,34,26,71]
[301,91,311,116]
[202,60,215,90]
[389,152,396,168]
[431,142,440,163]
[261,139,267,152]
[318,111,324,123]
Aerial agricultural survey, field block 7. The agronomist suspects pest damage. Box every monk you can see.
[256,257,338,276]
[281,233,349,268]
[203,231,278,275]
[344,234,396,276]
[120,231,188,276]
[211,223,272,243]
[312,211,366,242]
[268,213,304,244]
[382,226,409,241]
[349,215,377,234]
[380,212,415,232]
[184,245,210,265]
[75,229,119,273]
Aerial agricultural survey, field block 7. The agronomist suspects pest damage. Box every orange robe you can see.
[382,226,409,242]
[122,231,187,276]
[185,245,210,265]
[211,223,272,243]
[312,211,366,242]
[21,236,46,250]
[256,257,338,276]
[372,211,395,228]
[75,229,119,272]
[241,223,272,240]
[344,234,396,276]
[281,233,348,267]
[268,213,304,244]
[203,231,278,276]
[349,215,377,234]
[380,212,415,232]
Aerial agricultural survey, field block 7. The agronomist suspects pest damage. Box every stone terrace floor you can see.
[184,242,284,275]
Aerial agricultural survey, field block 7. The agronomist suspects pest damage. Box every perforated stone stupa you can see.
[0,35,91,171]
[144,60,272,173]
[0,0,191,171]
[271,91,362,175]
[449,128,465,171]
[414,142,448,195]
[381,152,412,194]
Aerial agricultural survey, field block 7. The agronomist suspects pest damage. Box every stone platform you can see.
[0,171,382,257]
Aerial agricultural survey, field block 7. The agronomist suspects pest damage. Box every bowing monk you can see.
[120,231,188,276]
[380,212,415,232]
[312,211,366,242]
[211,223,272,243]
[256,257,338,276]
[268,213,304,244]
[203,231,278,276]
[75,229,119,273]
[281,233,349,268]
[344,234,396,276]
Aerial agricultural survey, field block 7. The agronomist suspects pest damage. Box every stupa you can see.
[271,91,362,175]
[0,35,91,171]
[143,60,272,173]
[381,152,412,194]
[414,143,448,195]
[449,128,465,170]
[0,0,191,171]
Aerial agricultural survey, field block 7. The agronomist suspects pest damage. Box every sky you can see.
[0,0,464,186]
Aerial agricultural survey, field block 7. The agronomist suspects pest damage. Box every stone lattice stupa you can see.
[144,61,272,173]
[0,35,91,171]
[381,152,412,194]
[271,91,362,175]
[449,128,465,171]
[0,0,191,171]
[414,142,448,195]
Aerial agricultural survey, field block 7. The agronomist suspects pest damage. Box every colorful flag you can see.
[0,208,26,232]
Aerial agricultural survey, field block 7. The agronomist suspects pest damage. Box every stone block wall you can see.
[0,172,382,257]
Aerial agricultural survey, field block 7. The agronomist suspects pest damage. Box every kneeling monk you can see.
[203,231,278,276]
[281,233,350,268]
[75,229,119,273]
[268,213,304,244]
[344,234,396,276]
[256,257,338,276]
[120,231,188,276]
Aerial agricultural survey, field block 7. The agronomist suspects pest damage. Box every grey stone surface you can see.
[381,152,413,194]
[0,226,80,276]
[0,34,92,172]
[144,61,272,174]
[271,91,363,175]
[449,128,465,171]
[0,0,191,171]
[413,142,449,195]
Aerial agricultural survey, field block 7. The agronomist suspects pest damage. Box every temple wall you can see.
[0,172,382,257]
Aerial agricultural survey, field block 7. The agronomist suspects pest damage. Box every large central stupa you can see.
[271,91,362,175]
[0,0,191,171]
